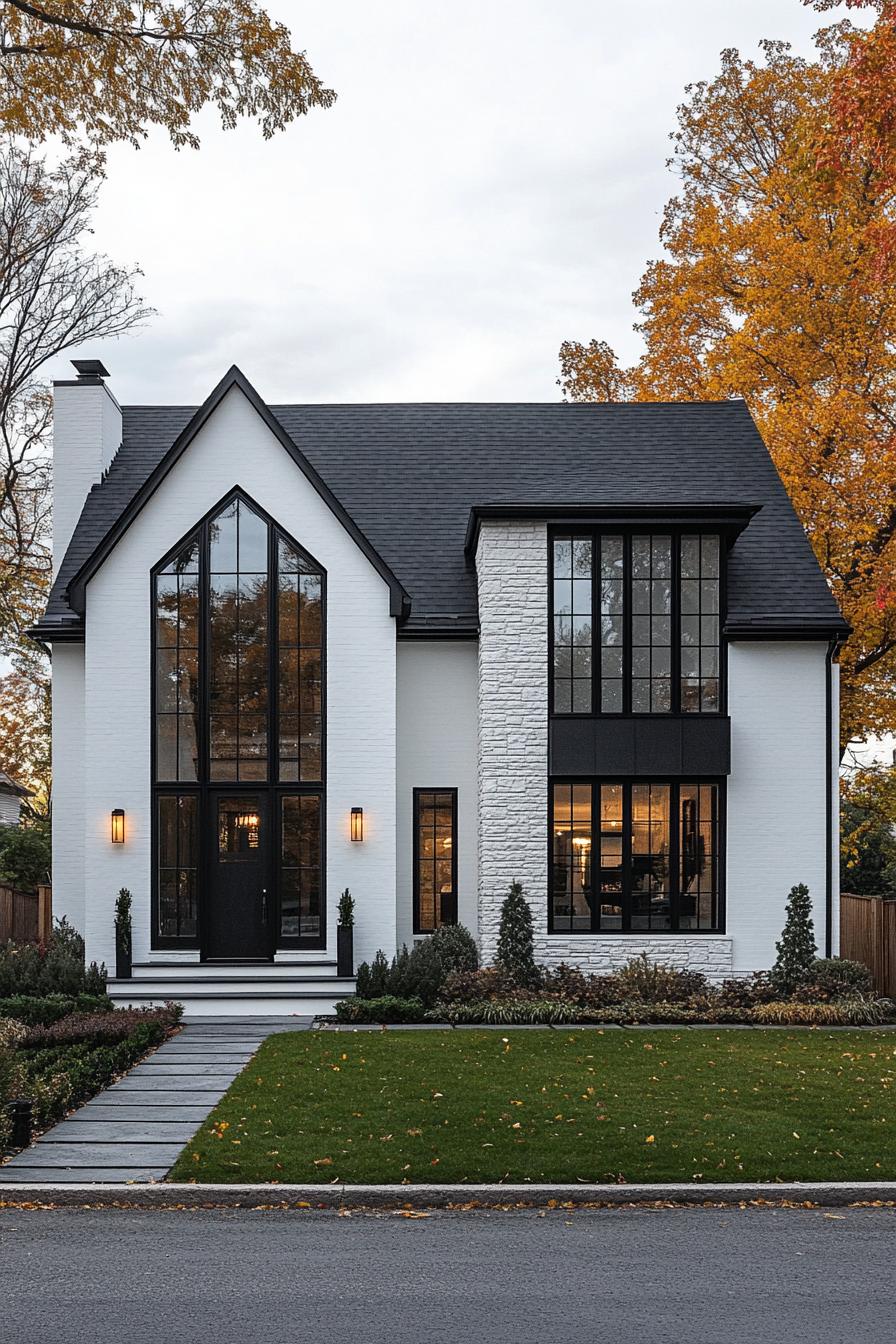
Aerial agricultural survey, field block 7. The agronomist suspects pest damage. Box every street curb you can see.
[2,1181,896,1209]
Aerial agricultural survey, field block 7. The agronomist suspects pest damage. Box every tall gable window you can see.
[550,530,723,716]
[152,491,325,951]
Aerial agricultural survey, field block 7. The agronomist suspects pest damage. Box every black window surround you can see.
[549,777,725,935]
[150,487,326,952]
[413,788,458,934]
[549,525,729,719]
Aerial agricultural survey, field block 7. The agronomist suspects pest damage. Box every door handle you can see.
[261,888,268,923]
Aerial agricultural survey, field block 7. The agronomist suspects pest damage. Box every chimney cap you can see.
[71,359,110,380]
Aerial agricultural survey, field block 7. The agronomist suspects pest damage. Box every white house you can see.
[32,361,848,1013]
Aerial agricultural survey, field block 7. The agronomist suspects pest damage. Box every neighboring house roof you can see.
[34,369,849,640]
[0,771,31,798]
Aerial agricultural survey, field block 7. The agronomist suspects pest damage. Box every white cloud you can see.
[49,0,859,404]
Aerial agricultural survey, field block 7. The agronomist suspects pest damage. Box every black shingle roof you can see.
[38,395,846,637]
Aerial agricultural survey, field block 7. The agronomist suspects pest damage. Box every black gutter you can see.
[825,635,840,958]
[463,502,762,556]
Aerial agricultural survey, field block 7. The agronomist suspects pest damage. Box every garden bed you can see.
[168,1027,896,1184]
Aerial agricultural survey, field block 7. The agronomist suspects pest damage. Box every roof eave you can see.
[464,501,763,556]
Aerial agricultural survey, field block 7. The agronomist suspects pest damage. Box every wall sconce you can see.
[350,807,364,842]
[111,809,125,844]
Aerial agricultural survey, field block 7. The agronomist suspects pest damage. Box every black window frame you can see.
[548,526,727,719]
[150,487,327,952]
[412,787,458,934]
[548,776,725,934]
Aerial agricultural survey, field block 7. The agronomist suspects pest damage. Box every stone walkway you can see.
[0,1017,312,1185]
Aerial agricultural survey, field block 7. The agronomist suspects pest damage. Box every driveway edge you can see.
[1,1180,896,1209]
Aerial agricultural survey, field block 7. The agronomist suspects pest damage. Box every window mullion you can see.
[670,782,680,932]
[622,782,632,932]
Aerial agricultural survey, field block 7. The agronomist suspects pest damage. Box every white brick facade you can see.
[536,936,733,979]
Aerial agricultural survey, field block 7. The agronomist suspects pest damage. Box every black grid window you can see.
[157,794,198,938]
[550,779,722,932]
[550,529,724,716]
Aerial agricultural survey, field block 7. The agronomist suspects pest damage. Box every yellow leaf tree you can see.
[0,0,335,147]
[559,37,896,747]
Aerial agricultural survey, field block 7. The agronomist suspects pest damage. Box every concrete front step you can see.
[107,988,351,1016]
[129,960,341,979]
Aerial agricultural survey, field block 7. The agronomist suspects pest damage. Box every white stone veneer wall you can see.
[476,520,549,962]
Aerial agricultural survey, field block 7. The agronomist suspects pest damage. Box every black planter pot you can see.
[337,924,354,978]
[115,932,132,980]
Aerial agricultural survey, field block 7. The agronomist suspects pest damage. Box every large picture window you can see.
[551,779,722,933]
[151,490,325,948]
[550,530,723,716]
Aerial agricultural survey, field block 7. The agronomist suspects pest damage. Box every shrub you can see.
[794,957,875,1002]
[0,821,51,891]
[334,996,425,1025]
[18,1004,179,1051]
[355,949,390,999]
[716,972,778,1011]
[495,881,540,989]
[428,923,478,976]
[772,883,817,993]
[0,919,106,998]
[612,953,710,1003]
[337,888,355,927]
[430,997,579,1025]
[354,924,478,1007]
[441,966,517,1002]
[0,994,112,1026]
[0,1015,26,1149]
[114,888,132,960]
[753,996,894,1026]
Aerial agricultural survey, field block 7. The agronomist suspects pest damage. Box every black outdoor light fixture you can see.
[111,809,125,843]
[350,807,364,842]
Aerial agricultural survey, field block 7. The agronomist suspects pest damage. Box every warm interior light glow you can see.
[351,807,364,842]
[111,809,125,844]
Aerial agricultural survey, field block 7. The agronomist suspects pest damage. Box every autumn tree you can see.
[0,0,335,147]
[558,37,896,746]
[0,143,152,806]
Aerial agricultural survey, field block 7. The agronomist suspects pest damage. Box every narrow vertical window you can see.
[630,783,671,930]
[157,794,198,938]
[278,538,323,782]
[155,537,200,781]
[597,783,623,930]
[552,535,592,713]
[599,536,624,712]
[551,782,592,931]
[679,783,719,929]
[280,795,321,940]
[631,535,672,713]
[680,534,720,712]
[414,789,457,932]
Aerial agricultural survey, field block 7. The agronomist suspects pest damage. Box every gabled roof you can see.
[0,771,31,798]
[34,386,848,642]
[53,367,409,630]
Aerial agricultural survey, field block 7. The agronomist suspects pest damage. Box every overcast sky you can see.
[54,0,859,406]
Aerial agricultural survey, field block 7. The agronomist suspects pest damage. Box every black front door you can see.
[205,793,271,960]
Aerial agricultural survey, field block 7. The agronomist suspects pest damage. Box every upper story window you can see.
[550,530,722,716]
[153,492,324,786]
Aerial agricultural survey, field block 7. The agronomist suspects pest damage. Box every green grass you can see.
[168,1028,896,1185]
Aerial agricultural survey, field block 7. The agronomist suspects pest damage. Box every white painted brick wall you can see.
[52,380,121,576]
[537,937,733,979]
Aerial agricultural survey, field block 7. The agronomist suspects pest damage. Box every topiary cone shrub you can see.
[772,883,817,994]
[495,880,541,989]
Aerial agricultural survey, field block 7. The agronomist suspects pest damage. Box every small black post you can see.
[9,1098,32,1149]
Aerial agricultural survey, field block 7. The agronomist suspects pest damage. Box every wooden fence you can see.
[0,883,52,945]
[840,892,896,999]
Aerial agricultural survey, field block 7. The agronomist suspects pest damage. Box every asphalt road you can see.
[1,1205,893,1344]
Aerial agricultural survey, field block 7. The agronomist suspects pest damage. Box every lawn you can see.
[168,1028,896,1185]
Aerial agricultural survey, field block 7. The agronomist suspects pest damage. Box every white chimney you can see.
[52,360,122,577]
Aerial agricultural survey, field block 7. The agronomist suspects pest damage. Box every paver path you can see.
[0,1016,312,1184]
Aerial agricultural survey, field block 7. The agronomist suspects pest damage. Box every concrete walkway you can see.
[0,1016,311,1185]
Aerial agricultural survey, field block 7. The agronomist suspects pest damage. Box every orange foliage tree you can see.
[559,37,896,747]
[0,0,335,147]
